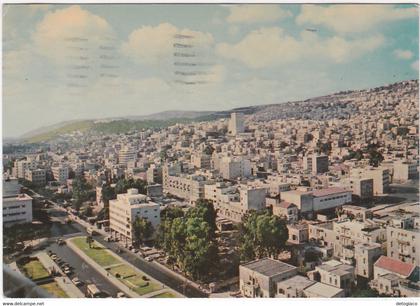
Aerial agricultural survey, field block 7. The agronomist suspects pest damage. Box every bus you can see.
[86,284,101,298]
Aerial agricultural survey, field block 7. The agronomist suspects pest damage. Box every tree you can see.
[186,199,217,237]
[156,204,219,281]
[101,184,116,206]
[161,206,184,221]
[133,217,154,245]
[115,178,147,195]
[86,235,93,248]
[239,211,288,261]
[368,149,384,167]
[72,177,91,210]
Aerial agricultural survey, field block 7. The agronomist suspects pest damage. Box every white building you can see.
[3,176,32,227]
[24,168,46,186]
[205,182,267,222]
[109,188,160,246]
[351,167,390,195]
[312,187,352,212]
[218,156,251,180]
[118,146,136,166]
[228,112,245,136]
[393,160,418,182]
[51,165,69,184]
[13,160,37,179]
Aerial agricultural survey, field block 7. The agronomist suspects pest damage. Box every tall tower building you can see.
[229,112,245,136]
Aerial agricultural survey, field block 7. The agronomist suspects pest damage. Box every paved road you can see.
[93,235,207,298]
[26,187,208,298]
[47,205,207,297]
[46,242,121,298]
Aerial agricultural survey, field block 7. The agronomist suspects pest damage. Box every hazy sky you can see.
[3,4,419,137]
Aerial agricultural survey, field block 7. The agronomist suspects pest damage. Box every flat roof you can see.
[304,282,344,297]
[277,275,315,291]
[313,187,349,197]
[241,258,297,277]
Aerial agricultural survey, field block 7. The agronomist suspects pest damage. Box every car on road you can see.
[145,256,153,262]
[87,284,102,298]
[50,254,57,260]
[56,238,66,245]
[72,277,84,287]
[64,268,72,276]
[116,292,126,298]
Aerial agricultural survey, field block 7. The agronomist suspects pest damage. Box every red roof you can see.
[312,187,349,197]
[374,256,415,277]
[278,201,295,209]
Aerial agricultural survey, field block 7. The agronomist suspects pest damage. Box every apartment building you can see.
[342,177,374,200]
[109,188,160,246]
[393,160,418,182]
[51,165,69,184]
[239,258,298,298]
[386,214,420,266]
[24,168,46,186]
[191,151,211,169]
[351,167,390,195]
[13,159,37,179]
[354,242,383,279]
[218,156,252,180]
[333,219,386,261]
[3,176,32,227]
[163,173,207,204]
[308,260,355,296]
[304,154,329,175]
[146,164,162,184]
[118,146,136,166]
[205,182,267,222]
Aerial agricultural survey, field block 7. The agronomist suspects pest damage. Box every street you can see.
[46,242,120,298]
[43,196,207,298]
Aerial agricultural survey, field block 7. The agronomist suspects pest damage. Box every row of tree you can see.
[238,211,289,262]
[156,200,219,282]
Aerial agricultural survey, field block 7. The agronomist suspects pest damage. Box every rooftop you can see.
[313,187,349,197]
[303,282,344,298]
[374,256,416,278]
[241,258,297,277]
[276,275,315,291]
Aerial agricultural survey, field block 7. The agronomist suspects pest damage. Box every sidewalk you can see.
[153,259,208,294]
[66,238,141,298]
[36,252,85,298]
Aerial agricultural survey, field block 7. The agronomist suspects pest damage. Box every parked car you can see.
[116,292,126,298]
[145,257,153,262]
[72,277,84,287]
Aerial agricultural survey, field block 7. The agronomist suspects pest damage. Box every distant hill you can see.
[124,110,213,121]
[18,79,418,143]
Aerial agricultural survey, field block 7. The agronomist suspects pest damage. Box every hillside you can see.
[20,79,418,143]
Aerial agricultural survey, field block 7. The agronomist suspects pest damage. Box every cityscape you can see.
[2,2,419,301]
